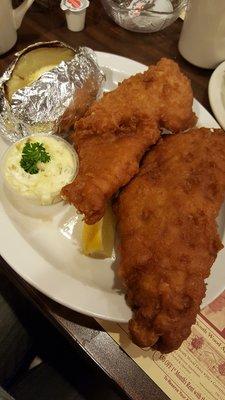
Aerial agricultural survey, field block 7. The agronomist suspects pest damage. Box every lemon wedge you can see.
[82,204,115,258]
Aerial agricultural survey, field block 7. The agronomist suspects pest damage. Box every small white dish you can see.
[1,134,78,215]
[208,60,225,130]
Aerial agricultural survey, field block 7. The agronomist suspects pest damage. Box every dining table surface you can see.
[0,1,214,399]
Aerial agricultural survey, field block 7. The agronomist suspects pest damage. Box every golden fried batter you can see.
[114,128,225,353]
[62,58,195,224]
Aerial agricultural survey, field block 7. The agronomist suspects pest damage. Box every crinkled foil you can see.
[0,41,104,142]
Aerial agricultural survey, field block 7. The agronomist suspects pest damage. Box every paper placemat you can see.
[97,290,225,400]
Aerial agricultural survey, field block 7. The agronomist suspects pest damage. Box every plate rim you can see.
[208,60,225,130]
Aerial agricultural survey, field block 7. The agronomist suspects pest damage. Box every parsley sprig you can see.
[20,141,51,175]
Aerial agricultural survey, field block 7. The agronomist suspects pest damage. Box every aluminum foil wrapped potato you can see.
[0,41,104,142]
[5,46,75,102]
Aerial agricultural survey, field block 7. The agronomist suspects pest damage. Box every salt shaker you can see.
[178,0,225,69]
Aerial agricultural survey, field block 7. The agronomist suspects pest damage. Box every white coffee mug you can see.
[0,0,35,55]
[178,0,225,69]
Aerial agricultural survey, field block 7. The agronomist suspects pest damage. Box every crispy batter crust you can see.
[114,128,225,352]
[62,58,195,224]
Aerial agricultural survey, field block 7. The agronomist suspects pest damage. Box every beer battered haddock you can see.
[114,128,225,353]
[62,58,195,224]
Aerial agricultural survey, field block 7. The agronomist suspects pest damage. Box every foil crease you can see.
[0,42,104,142]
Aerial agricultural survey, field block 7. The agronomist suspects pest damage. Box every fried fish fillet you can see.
[62,58,195,224]
[114,128,225,353]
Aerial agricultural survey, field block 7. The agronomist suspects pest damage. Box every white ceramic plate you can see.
[208,60,225,130]
[0,52,223,323]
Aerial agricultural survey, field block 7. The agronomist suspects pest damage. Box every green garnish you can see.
[20,141,50,174]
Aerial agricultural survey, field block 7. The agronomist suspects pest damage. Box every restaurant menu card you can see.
[97,290,225,400]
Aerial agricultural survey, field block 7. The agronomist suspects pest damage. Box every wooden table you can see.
[0,1,213,399]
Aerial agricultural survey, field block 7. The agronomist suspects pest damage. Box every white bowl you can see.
[208,60,225,130]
